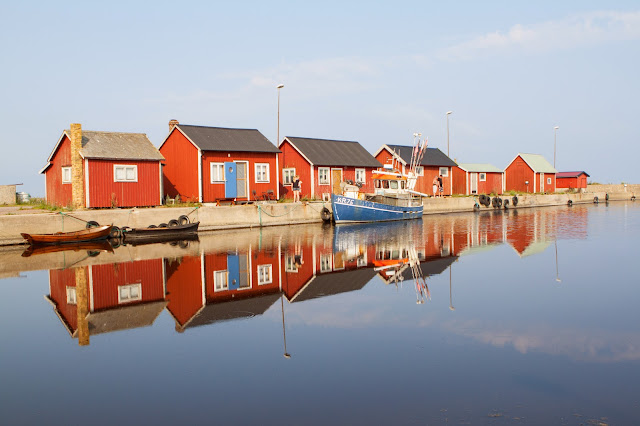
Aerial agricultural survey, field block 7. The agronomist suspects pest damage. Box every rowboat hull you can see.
[22,240,114,257]
[122,222,199,244]
[21,225,113,245]
[331,194,423,223]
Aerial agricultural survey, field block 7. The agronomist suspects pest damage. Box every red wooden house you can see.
[160,121,281,203]
[504,153,557,193]
[40,123,164,208]
[278,137,381,200]
[45,259,166,346]
[556,171,590,190]
[452,163,504,195]
[374,144,457,196]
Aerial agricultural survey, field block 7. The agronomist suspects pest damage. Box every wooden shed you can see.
[160,121,281,203]
[556,171,590,190]
[40,124,164,208]
[374,144,457,196]
[504,153,557,193]
[278,137,381,200]
[452,163,504,195]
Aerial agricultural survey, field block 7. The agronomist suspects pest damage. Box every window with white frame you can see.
[214,270,228,291]
[479,173,486,181]
[118,283,142,303]
[255,163,269,183]
[211,163,225,183]
[285,254,298,272]
[283,168,295,185]
[439,167,449,177]
[320,254,332,272]
[357,253,367,267]
[257,264,272,285]
[114,165,137,182]
[547,177,552,185]
[318,167,330,185]
[62,167,72,184]
[415,166,424,176]
[66,286,76,304]
[355,169,366,184]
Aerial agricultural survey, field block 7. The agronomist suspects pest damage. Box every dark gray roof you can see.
[291,267,376,303]
[65,130,164,161]
[385,145,457,167]
[86,300,168,335]
[557,171,590,178]
[399,256,458,281]
[285,137,381,168]
[178,125,280,153]
[186,292,281,329]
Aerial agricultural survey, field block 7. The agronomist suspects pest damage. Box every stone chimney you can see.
[169,119,179,132]
[75,266,90,346]
[70,123,84,209]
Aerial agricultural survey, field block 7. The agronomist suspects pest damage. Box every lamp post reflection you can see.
[281,294,291,359]
[449,265,455,311]
[555,241,561,283]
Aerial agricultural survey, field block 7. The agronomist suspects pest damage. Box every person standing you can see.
[437,175,444,197]
[292,175,301,203]
[432,176,439,197]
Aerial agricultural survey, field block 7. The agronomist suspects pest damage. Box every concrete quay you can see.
[0,191,635,247]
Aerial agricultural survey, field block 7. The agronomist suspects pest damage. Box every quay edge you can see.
[0,191,635,247]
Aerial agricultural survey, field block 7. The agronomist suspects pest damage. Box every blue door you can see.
[227,254,240,290]
[225,162,237,198]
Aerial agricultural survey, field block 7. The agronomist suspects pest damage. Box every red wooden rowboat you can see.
[21,225,113,245]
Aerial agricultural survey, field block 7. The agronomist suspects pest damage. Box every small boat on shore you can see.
[21,225,113,245]
[121,222,199,244]
[21,240,114,257]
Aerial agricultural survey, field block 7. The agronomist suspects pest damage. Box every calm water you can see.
[1,202,638,425]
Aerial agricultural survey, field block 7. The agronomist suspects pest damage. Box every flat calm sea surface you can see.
[1,202,638,425]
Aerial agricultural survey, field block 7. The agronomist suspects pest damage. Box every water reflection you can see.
[2,205,593,347]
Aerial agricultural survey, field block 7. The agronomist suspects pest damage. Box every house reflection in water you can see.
[42,205,591,345]
[45,259,166,346]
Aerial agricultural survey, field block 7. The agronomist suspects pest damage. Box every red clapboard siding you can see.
[49,267,84,331]
[451,167,466,194]
[86,159,160,207]
[165,255,203,327]
[281,246,314,299]
[160,129,199,201]
[505,156,534,193]
[279,141,311,199]
[90,259,164,311]
[45,135,73,207]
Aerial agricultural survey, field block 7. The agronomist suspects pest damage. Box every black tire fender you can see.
[148,224,157,228]
[567,199,573,206]
[594,196,599,204]
[321,207,332,222]
[109,226,121,239]
[178,215,190,225]
[86,220,100,229]
[168,219,179,227]
[503,199,509,209]
[512,196,518,206]
[158,223,168,228]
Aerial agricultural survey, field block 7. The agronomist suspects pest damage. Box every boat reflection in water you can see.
[39,206,590,346]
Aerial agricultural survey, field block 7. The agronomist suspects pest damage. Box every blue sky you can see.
[1,1,639,195]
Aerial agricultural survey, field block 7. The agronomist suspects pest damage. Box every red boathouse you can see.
[556,171,590,190]
[40,123,164,208]
[504,153,557,193]
[452,163,504,195]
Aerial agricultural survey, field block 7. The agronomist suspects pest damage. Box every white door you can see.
[540,173,544,192]
[470,173,478,194]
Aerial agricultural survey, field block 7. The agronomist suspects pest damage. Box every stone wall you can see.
[585,184,640,195]
[0,185,16,205]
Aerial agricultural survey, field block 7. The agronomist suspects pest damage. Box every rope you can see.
[59,211,91,225]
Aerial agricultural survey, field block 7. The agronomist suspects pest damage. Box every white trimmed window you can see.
[479,173,486,181]
[114,165,138,182]
[320,254,332,272]
[415,166,424,176]
[357,253,367,267]
[66,286,76,304]
[283,168,295,185]
[255,163,269,183]
[285,255,298,272]
[214,270,228,291]
[118,283,142,303]
[318,167,330,185]
[257,265,272,285]
[355,169,366,184]
[62,167,72,184]
[439,167,449,177]
[547,177,552,185]
[211,163,225,183]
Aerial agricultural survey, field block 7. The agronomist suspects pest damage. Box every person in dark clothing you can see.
[437,175,443,197]
[292,175,301,202]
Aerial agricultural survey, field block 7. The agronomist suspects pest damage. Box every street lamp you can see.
[446,111,453,157]
[277,84,285,145]
[553,126,559,168]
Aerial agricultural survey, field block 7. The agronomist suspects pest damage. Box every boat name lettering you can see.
[336,197,354,205]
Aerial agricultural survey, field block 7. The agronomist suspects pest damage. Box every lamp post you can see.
[553,126,559,168]
[277,84,285,145]
[446,111,453,157]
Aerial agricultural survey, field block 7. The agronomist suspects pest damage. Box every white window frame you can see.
[255,163,270,183]
[283,168,295,186]
[318,167,330,185]
[439,167,449,177]
[214,270,229,291]
[357,252,367,267]
[355,168,366,184]
[118,283,142,303]
[285,254,298,272]
[114,165,138,182]
[320,254,332,273]
[62,167,72,184]
[547,177,552,185]
[257,264,272,285]
[66,286,76,305]
[479,173,486,181]
[415,166,424,176]
[210,163,225,183]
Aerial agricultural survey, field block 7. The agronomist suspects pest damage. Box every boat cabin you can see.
[372,169,408,196]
